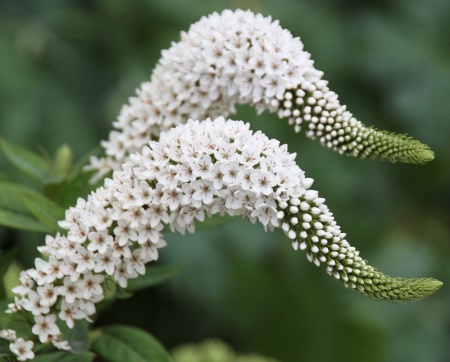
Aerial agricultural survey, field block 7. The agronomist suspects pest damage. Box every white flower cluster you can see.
[1,117,440,359]
[89,9,433,181]
[87,10,372,179]
[3,117,308,357]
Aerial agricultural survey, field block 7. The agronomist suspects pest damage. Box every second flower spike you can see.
[89,9,434,179]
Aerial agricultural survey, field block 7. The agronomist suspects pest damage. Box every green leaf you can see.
[43,147,103,207]
[0,181,34,215]
[67,146,102,180]
[33,351,94,362]
[0,300,33,339]
[114,287,133,300]
[48,170,103,210]
[91,325,173,362]
[126,266,183,292]
[0,138,49,185]
[0,208,49,233]
[66,320,91,354]
[53,144,74,177]
[0,248,17,299]
[0,181,64,233]
[18,193,64,233]
[0,345,12,358]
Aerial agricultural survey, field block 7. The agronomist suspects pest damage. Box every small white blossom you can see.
[22,290,50,316]
[80,272,104,300]
[56,277,81,304]
[58,300,85,329]
[0,329,17,341]
[9,338,35,361]
[36,284,58,307]
[31,314,60,343]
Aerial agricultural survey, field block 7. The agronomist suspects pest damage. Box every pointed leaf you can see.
[115,287,133,299]
[126,266,183,292]
[0,248,17,299]
[0,248,16,279]
[0,208,49,232]
[0,181,64,233]
[91,325,172,362]
[66,320,91,354]
[50,170,103,209]
[0,182,32,214]
[0,138,48,185]
[68,146,102,180]
[18,193,64,232]
[0,346,13,359]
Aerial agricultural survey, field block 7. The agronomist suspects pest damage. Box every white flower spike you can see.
[88,9,434,180]
[3,118,441,356]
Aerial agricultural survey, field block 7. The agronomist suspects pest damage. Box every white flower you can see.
[137,222,163,245]
[87,230,113,254]
[146,204,170,227]
[214,142,237,163]
[22,290,50,316]
[72,246,95,273]
[191,179,215,204]
[0,329,17,341]
[31,314,60,343]
[250,171,277,196]
[111,240,132,259]
[251,203,280,229]
[9,338,35,361]
[114,219,138,246]
[192,155,213,178]
[11,272,34,296]
[122,206,147,228]
[161,187,183,211]
[50,336,71,351]
[59,300,85,329]
[36,284,58,307]
[125,250,146,276]
[56,277,82,304]
[60,259,81,282]
[80,272,104,300]
[220,161,242,185]
[94,250,119,275]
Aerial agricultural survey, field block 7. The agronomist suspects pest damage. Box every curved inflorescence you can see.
[87,9,433,180]
[2,118,441,358]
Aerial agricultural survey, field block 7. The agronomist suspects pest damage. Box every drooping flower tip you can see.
[367,277,443,302]
[415,147,435,164]
[389,139,435,164]
[361,130,435,164]
[405,278,443,301]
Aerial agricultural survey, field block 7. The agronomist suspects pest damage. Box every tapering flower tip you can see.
[370,130,434,164]
[88,9,432,179]
[272,83,435,164]
[282,180,441,302]
[366,277,442,302]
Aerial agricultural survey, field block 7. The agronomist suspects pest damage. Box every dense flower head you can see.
[88,9,433,180]
[2,118,440,358]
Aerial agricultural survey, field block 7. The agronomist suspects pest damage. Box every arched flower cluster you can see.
[3,118,441,359]
[88,9,433,180]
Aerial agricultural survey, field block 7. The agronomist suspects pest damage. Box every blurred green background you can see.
[1,0,449,361]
